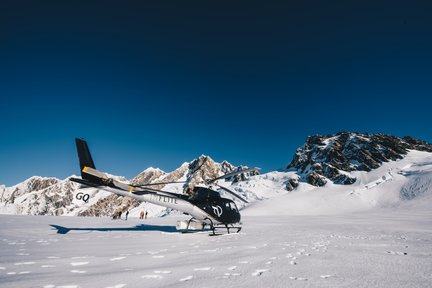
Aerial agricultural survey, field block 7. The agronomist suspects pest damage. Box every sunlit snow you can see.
[0,151,431,287]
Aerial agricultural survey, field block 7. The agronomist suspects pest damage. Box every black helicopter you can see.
[70,139,259,234]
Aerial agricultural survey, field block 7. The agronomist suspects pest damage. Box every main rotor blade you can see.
[131,181,186,187]
[216,184,249,203]
[207,167,260,184]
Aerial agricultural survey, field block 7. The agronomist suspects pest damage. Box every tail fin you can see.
[75,138,97,181]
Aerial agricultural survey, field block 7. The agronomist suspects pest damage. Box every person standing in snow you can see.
[118,211,122,220]
[140,210,144,219]
[145,211,148,219]
[125,210,129,221]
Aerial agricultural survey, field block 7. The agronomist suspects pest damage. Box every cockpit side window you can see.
[226,201,238,211]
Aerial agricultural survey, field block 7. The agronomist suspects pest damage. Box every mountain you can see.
[286,131,432,189]
[0,176,80,215]
[1,132,431,217]
[0,156,258,217]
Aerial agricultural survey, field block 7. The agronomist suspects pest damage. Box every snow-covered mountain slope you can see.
[241,150,432,216]
[287,131,432,188]
[0,176,80,215]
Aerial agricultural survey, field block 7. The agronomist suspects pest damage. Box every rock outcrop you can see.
[287,132,432,187]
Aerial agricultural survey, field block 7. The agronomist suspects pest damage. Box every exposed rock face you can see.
[77,195,137,217]
[287,132,432,187]
[132,168,166,186]
[285,177,299,191]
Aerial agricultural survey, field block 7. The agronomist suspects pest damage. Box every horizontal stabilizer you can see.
[82,166,108,179]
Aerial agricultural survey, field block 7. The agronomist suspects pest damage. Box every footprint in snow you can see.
[152,255,165,259]
[227,266,237,271]
[141,274,163,279]
[252,269,268,277]
[41,265,56,268]
[104,284,126,288]
[223,272,241,278]
[110,257,126,261]
[70,262,89,266]
[239,261,249,264]
[44,285,75,288]
[387,251,407,255]
[14,262,35,266]
[154,270,171,274]
[70,270,87,274]
[179,275,194,282]
[320,274,335,279]
[289,276,308,281]
[194,267,212,271]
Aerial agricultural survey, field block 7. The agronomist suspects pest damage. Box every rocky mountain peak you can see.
[183,155,221,189]
[131,167,166,186]
[287,131,432,187]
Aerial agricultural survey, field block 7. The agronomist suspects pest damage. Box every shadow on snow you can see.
[50,223,182,234]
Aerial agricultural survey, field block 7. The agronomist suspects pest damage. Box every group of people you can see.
[139,210,148,219]
[112,210,148,220]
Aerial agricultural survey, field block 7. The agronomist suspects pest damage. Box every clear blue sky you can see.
[1,1,431,186]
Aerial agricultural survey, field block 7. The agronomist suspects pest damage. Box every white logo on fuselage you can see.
[212,205,223,217]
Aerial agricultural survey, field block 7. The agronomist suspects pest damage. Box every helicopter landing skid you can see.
[176,218,242,236]
[211,224,242,235]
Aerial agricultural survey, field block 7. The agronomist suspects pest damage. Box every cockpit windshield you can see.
[225,201,238,211]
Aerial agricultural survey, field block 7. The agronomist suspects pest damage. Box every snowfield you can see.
[1,206,431,288]
[1,150,432,287]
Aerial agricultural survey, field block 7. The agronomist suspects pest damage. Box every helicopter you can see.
[70,139,259,235]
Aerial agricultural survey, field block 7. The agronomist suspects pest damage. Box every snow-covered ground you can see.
[1,205,431,288]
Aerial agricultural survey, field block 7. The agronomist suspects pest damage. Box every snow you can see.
[1,150,431,287]
[0,206,431,288]
[239,150,432,216]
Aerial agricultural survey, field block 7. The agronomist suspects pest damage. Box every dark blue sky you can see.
[1,1,431,186]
